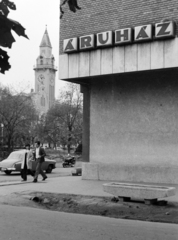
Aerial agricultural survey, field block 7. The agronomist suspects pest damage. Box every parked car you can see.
[0,150,56,175]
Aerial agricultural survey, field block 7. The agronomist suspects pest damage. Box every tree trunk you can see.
[7,135,12,153]
[67,126,72,154]
[67,137,71,153]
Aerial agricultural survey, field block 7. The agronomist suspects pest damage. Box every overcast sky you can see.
[0,0,65,97]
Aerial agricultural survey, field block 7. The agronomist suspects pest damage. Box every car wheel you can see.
[46,165,53,173]
[5,170,12,175]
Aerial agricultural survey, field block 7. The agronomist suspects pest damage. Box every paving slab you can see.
[0,176,178,203]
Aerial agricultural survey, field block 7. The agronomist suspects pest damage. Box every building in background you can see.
[33,28,57,114]
[59,0,178,184]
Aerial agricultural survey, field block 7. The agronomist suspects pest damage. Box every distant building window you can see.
[52,86,54,100]
[40,60,43,65]
[49,85,51,101]
[41,96,45,107]
[49,85,54,102]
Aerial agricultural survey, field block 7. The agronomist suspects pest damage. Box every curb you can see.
[0,181,46,186]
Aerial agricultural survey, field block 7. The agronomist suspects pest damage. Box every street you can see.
[0,165,178,240]
[0,204,178,240]
[0,162,70,182]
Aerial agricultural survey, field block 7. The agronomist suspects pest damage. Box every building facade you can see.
[59,0,178,184]
[34,28,57,114]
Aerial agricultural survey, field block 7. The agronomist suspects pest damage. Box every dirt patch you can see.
[2,191,178,224]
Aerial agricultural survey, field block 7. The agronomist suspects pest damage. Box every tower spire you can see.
[39,27,52,58]
[40,27,52,48]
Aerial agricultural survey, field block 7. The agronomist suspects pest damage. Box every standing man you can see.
[21,144,34,181]
[33,141,47,183]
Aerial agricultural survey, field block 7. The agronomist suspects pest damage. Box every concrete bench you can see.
[103,182,176,204]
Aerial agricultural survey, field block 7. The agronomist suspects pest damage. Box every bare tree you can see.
[44,106,65,148]
[43,83,83,152]
[58,83,83,153]
[0,87,37,151]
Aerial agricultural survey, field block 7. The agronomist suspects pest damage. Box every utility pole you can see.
[1,123,4,158]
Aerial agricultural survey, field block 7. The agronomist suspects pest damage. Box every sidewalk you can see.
[0,175,178,203]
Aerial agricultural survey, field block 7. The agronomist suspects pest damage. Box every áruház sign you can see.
[63,21,175,53]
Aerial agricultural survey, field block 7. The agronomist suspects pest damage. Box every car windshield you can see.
[6,152,24,161]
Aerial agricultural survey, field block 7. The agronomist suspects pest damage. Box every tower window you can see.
[52,86,54,100]
[41,96,45,107]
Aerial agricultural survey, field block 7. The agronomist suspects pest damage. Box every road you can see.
[0,204,178,240]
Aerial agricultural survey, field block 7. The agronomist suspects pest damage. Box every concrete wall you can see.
[82,70,178,183]
[81,85,90,162]
[59,38,178,80]
[82,162,178,184]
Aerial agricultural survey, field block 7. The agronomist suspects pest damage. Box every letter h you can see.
[115,28,131,44]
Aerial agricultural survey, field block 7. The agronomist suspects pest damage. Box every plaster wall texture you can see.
[90,73,178,166]
[82,162,178,184]
[81,70,178,183]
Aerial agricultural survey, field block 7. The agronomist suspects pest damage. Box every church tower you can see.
[33,28,57,114]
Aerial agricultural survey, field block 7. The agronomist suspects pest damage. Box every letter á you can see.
[65,39,75,51]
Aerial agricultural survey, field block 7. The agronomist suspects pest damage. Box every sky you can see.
[0,0,66,97]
